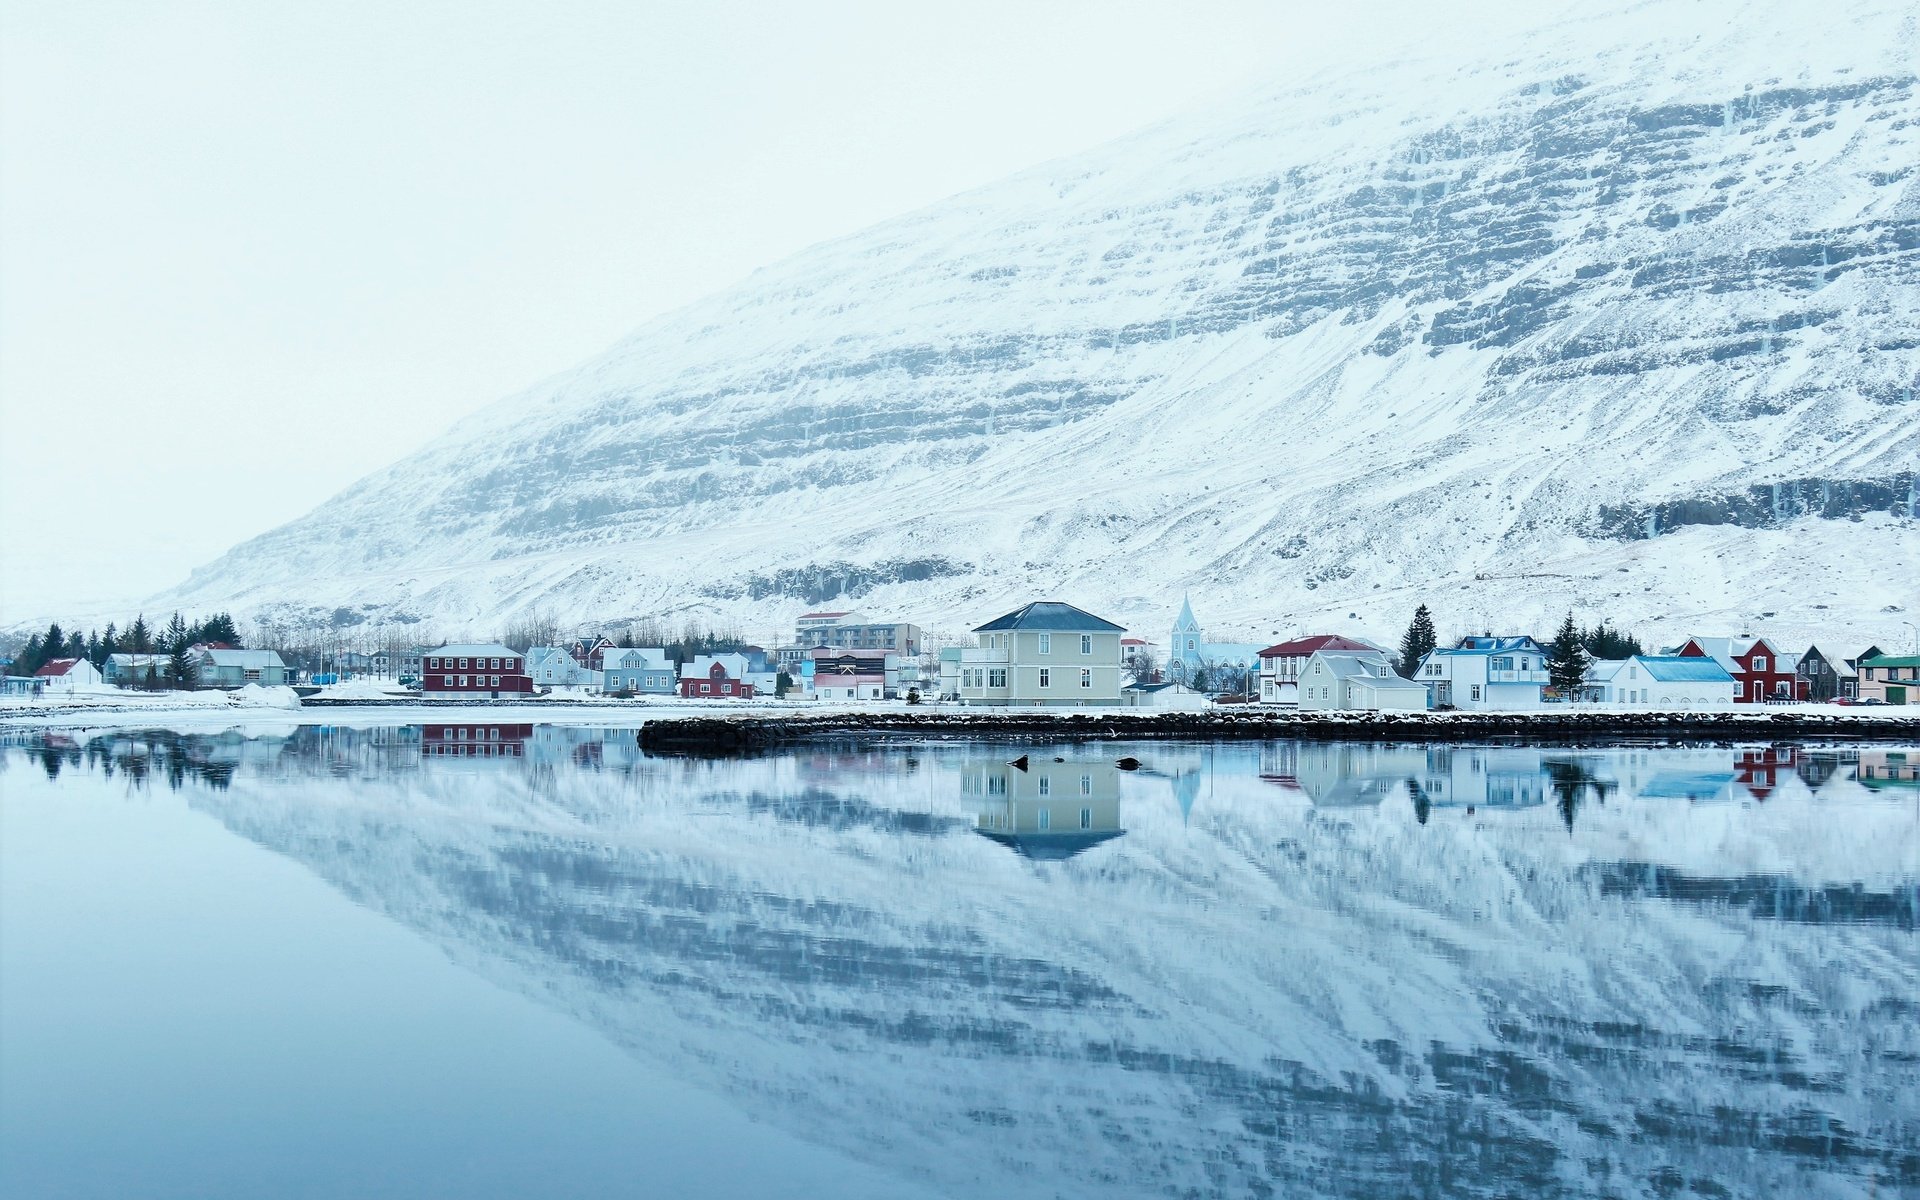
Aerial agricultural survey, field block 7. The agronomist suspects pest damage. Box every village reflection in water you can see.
[5,725,1917,1198]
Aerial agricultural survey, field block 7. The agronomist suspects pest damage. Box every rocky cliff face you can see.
[164,0,1920,644]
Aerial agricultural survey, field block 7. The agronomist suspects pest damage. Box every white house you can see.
[527,645,598,690]
[33,658,105,694]
[1256,635,1377,705]
[1586,655,1736,707]
[1414,636,1551,710]
[1121,681,1210,711]
[1297,650,1429,712]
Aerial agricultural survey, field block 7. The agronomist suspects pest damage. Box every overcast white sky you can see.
[1,0,1479,625]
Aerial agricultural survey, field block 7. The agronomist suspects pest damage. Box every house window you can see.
[1038,633,1052,654]
[1080,634,1092,655]
[443,675,454,687]
[701,682,712,693]
[1752,655,1767,671]
[1080,669,1092,688]
[244,669,261,682]
[1470,685,1482,701]
[1039,668,1051,688]
[1081,807,1092,829]
[989,668,1007,688]
[459,659,469,670]
[1039,778,1050,797]
[1038,807,1050,829]
[1080,774,1092,795]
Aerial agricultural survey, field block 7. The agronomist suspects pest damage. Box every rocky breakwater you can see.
[636,707,1920,754]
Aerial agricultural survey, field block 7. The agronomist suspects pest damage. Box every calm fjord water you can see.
[2,727,1915,1199]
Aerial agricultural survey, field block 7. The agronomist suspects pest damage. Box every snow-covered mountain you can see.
[163,0,1920,646]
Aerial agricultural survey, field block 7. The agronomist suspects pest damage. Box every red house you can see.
[421,723,533,757]
[1673,637,1803,703]
[420,644,534,698]
[677,655,756,699]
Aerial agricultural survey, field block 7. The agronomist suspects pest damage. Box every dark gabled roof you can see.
[976,829,1125,860]
[974,601,1124,633]
[34,658,81,677]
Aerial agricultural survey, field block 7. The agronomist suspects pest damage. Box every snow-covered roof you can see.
[684,653,748,678]
[605,647,670,670]
[975,601,1124,633]
[194,648,288,669]
[1258,634,1373,659]
[1445,636,1546,655]
[1639,655,1736,683]
[34,658,82,677]
[429,644,519,658]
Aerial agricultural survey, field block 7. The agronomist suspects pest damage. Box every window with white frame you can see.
[1080,774,1091,795]
[1080,669,1091,688]
[1081,807,1092,829]
[1038,807,1050,829]
[1038,778,1050,796]
[1753,655,1768,670]
[989,668,1006,688]
[1470,684,1482,701]
[1038,668,1051,688]
[1080,634,1092,655]
[1038,633,1051,654]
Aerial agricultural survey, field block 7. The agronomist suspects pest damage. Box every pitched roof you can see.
[1639,655,1736,683]
[1258,634,1372,658]
[798,610,851,619]
[194,648,288,668]
[34,658,81,677]
[1450,635,1546,653]
[428,644,519,658]
[1862,654,1920,668]
[974,601,1124,633]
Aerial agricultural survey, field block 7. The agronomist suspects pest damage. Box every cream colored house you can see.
[957,601,1126,707]
[1297,650,1429,711]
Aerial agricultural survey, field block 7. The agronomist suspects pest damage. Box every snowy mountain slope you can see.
[174,735,1920,1199]
[162,0,1920,645]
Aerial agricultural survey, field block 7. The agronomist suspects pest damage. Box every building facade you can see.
[1586,655,1737,707]
[526,646,598,690]
[958,601,1125,707]
[1296,650,1428,711]
[678,654,756,699]
[189,648,291,688]
[420,645,533,698]
[603,648,676,694]
[1256,635,1376,705]
[1414,636,1551,710]
[1856,654,1920,704]
[1672,637,1801,703]
[792,611,923,656]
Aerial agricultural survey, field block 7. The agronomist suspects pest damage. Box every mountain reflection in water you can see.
[9,727,1918,1198]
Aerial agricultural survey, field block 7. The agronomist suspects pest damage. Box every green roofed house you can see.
[1856,654,1920,705]
[959,601,1126,707]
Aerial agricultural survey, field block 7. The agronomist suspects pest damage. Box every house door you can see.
[1435,682,1451,706]
[1890,686,1907,705]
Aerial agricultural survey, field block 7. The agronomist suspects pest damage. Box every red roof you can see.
[1121,637,1148,646]
[34,658,81,677]
[1256,635,1374,659]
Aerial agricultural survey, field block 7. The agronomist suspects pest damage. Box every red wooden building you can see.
[420,644,534,698]
[677,655,755,699]
[1673,637,1803,703]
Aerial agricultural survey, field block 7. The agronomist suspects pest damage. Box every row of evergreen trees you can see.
[1393,604,1645,692]
[10,611,240,688]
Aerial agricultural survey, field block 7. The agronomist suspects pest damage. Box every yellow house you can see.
[957,601,1126,707]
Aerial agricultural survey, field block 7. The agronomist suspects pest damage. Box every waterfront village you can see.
[6,596,1918,711]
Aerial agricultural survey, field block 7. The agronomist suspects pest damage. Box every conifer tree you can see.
[1397,605,1437,678]
[128,615,152,654]
[1547,612,1591,698]
[16,634,44,675]
[41,623,65,665]
[164,612,191,654]
[167,641,197,691]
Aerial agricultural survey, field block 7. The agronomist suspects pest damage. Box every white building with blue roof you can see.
[1586,655,1736,707]
[1414,635,1551,709]
[1168,596,1263,684]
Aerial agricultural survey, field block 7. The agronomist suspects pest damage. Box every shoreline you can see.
[5,696,1918,746]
